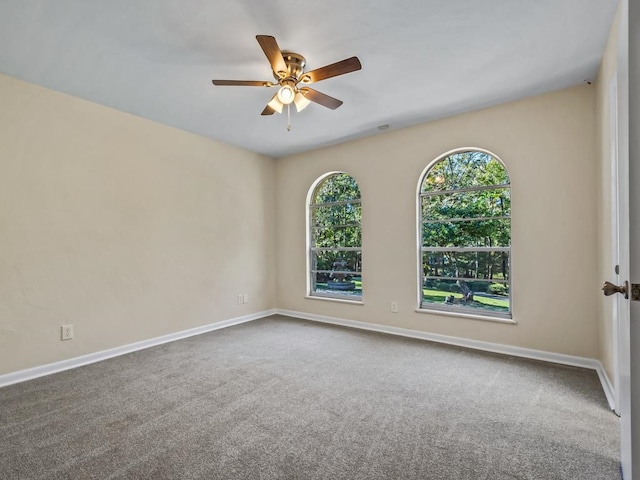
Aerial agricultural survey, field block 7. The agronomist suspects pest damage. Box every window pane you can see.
[422,250,510,281]
[421,188,510,221]
[421,151,509,192]
[312,225,362,248]
[311,250,362,298]
[312,250,362,274]
[422,219,510,248]
[421,277,510,314]
[314,173,361,202]
[311,203,361,228]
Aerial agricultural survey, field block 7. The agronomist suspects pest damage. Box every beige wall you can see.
[0,74,276,375]
[595,4,622,386]
[0,69,605,377]
[276,85,599,358]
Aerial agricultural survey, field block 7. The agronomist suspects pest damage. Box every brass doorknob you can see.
[602,280,629,299]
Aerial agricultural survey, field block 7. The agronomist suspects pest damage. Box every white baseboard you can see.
[595,362,616,411]
[276,309,617,410]
[0,309,276,388]
[1,308,618,412]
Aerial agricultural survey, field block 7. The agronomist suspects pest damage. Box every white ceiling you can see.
[0,0,619,158]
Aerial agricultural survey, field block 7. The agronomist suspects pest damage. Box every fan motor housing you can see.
[274,51,306,81]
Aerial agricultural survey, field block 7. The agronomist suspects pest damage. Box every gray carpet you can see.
[0,315,620,479]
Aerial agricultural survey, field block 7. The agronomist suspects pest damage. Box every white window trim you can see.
[415,307,516,324]
[305,295,364,305]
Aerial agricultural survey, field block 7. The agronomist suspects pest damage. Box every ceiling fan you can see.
[212,35,362,116]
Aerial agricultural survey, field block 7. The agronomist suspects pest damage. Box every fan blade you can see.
[300,56,362,84]
[300,88,343,110]
[212,80,273,86]
[261,105,276,116]
[256,35,288,78]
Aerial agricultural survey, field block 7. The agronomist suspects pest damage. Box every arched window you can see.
[308,172,362,300]
[419,149,511,318]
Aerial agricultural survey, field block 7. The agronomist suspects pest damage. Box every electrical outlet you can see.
[390,301,398,313]
[61,324,74,341]
[237,294,244,305]
[243,293,249,304]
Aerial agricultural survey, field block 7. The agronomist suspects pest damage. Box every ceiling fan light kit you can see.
[266,93,284,114]
[277,84,295,104]
[293,92,311,112]
[212,35,361,129]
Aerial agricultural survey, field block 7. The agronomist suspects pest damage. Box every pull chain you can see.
[287,103,292,132]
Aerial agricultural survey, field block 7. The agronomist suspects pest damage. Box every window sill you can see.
[306,295,364,305]
[415,308,516,324]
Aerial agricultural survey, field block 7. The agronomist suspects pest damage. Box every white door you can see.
[617,2,640,477]
[606,71,632,477]
[626,1,640,477]
[609,75,623,414]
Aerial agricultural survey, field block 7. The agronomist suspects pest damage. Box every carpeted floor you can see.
[0,315,620,479]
